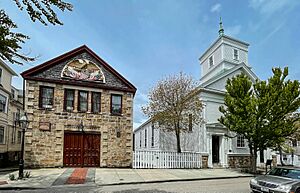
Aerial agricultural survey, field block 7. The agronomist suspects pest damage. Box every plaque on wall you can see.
[39,122,51,131]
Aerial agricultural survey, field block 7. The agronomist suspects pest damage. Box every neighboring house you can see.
[0,60,24,167]
[21,45,136,168]
[134,24,275,168]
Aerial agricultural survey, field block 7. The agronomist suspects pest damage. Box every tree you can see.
[1,0,73,64]
[275,112,300,165]
[142,72,203,153]
[219,67,300,173]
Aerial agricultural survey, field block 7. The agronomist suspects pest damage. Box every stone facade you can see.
[22,46,136,168]
[228,154,251,168]
[202,155,208,168]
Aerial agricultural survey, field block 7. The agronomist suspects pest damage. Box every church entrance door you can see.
[212,135,220,163]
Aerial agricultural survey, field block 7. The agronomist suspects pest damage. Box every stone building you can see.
[21,45,136,168]
[0,60,24,167]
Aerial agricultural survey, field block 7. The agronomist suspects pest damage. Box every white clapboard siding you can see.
[133,151,202,169]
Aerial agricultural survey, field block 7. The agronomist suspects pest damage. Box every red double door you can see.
[63,132,100,167]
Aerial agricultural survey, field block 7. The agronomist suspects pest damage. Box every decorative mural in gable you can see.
[61,59,105,82]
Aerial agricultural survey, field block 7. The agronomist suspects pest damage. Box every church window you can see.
[188,114,193,132]
[209,56,214,67]
[233,49,239,60]
[237,134,245,147]
[145,129,147,148]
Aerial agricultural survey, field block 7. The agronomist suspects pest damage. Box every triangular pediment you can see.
[201,63,258,91]
[21,45,136,94]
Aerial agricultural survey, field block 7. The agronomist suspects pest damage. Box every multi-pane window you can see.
[145,129,147,148]
[0,94,6,112]
[78,91,88,112]
[11,89,15,99]
[0,126,4,144]
[151,124,155,147]
[188,114,193,132]
[209,56,213,67]
[139,132,142,148]
[39,86,54,108]
[92,92,101,113]
[64,89,75,111]
[111,94,122,115]
[233,49,239,60]
[237,134,245,147]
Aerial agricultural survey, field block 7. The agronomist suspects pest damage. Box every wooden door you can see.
[83,134,100,167]
[212,135,219,163]
[63,133,100,167]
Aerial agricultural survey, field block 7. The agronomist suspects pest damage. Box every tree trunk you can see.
[249,145,258,174]
[175,128,181,153]
[279,147,285,166]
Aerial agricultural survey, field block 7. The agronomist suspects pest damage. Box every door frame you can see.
[63,130,101,167]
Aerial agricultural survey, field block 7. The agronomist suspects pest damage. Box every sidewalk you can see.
[0,168,254,190]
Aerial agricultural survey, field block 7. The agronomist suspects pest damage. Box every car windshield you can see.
[268,168,300,179]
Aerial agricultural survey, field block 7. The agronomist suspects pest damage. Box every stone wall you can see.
[202,155,208,168]
[24,80,134,168]
[228,154,251,168]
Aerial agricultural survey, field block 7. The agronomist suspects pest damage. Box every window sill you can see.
[38,108,54,111]
[110,113,123,116]
[236,146,247,149]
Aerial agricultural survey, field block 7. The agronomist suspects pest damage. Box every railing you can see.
[133,150,202,169]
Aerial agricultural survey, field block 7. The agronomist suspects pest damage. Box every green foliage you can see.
[0,0,73,64]
[24,171,31,178]
[219,67,300,172]
[8,173,15,181]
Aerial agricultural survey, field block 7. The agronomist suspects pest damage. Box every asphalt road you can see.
[1,177,252,193]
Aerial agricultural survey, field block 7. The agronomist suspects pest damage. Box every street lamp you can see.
[78,120,84,132]
[18,113,29,179]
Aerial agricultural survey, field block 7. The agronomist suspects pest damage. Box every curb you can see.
[96,175,254,187]
[0,175,254,190]
[0,168,18,173]
[0,187,44,190]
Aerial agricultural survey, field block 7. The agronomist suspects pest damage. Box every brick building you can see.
[21,45,136,168]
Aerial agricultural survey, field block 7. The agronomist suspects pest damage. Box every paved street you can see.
[1,177,252,193]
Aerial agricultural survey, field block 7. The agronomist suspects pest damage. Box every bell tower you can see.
[199,19,250,84]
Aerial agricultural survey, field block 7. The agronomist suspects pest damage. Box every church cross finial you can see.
[219,17,224,37]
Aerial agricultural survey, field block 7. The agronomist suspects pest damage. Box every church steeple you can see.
[218,17,224,37]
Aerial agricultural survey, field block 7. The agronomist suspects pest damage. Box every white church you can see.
[134,21,275,168]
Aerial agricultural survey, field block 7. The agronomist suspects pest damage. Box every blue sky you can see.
[2,0,300,128]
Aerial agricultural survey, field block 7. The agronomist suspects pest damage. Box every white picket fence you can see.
[133,151,202,169]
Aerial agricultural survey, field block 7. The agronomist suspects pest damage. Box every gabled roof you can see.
[21,45,136,94]
[201,62,258,88]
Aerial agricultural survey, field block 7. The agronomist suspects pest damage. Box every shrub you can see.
[8,174,15,181]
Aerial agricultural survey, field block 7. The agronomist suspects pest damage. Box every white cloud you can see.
[226,25,242,36]
[210,3,221,13]
[249,0,298,16]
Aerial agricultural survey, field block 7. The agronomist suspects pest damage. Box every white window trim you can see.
[233,49,239,61]
[236,135,246,148]
[209,55,214,68]
[0,93,7,113]
[0,126,5,144]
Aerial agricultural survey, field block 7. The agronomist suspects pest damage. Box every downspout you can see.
[22,79,25,110]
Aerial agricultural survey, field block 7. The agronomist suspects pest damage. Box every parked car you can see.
[250,166,300,193]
